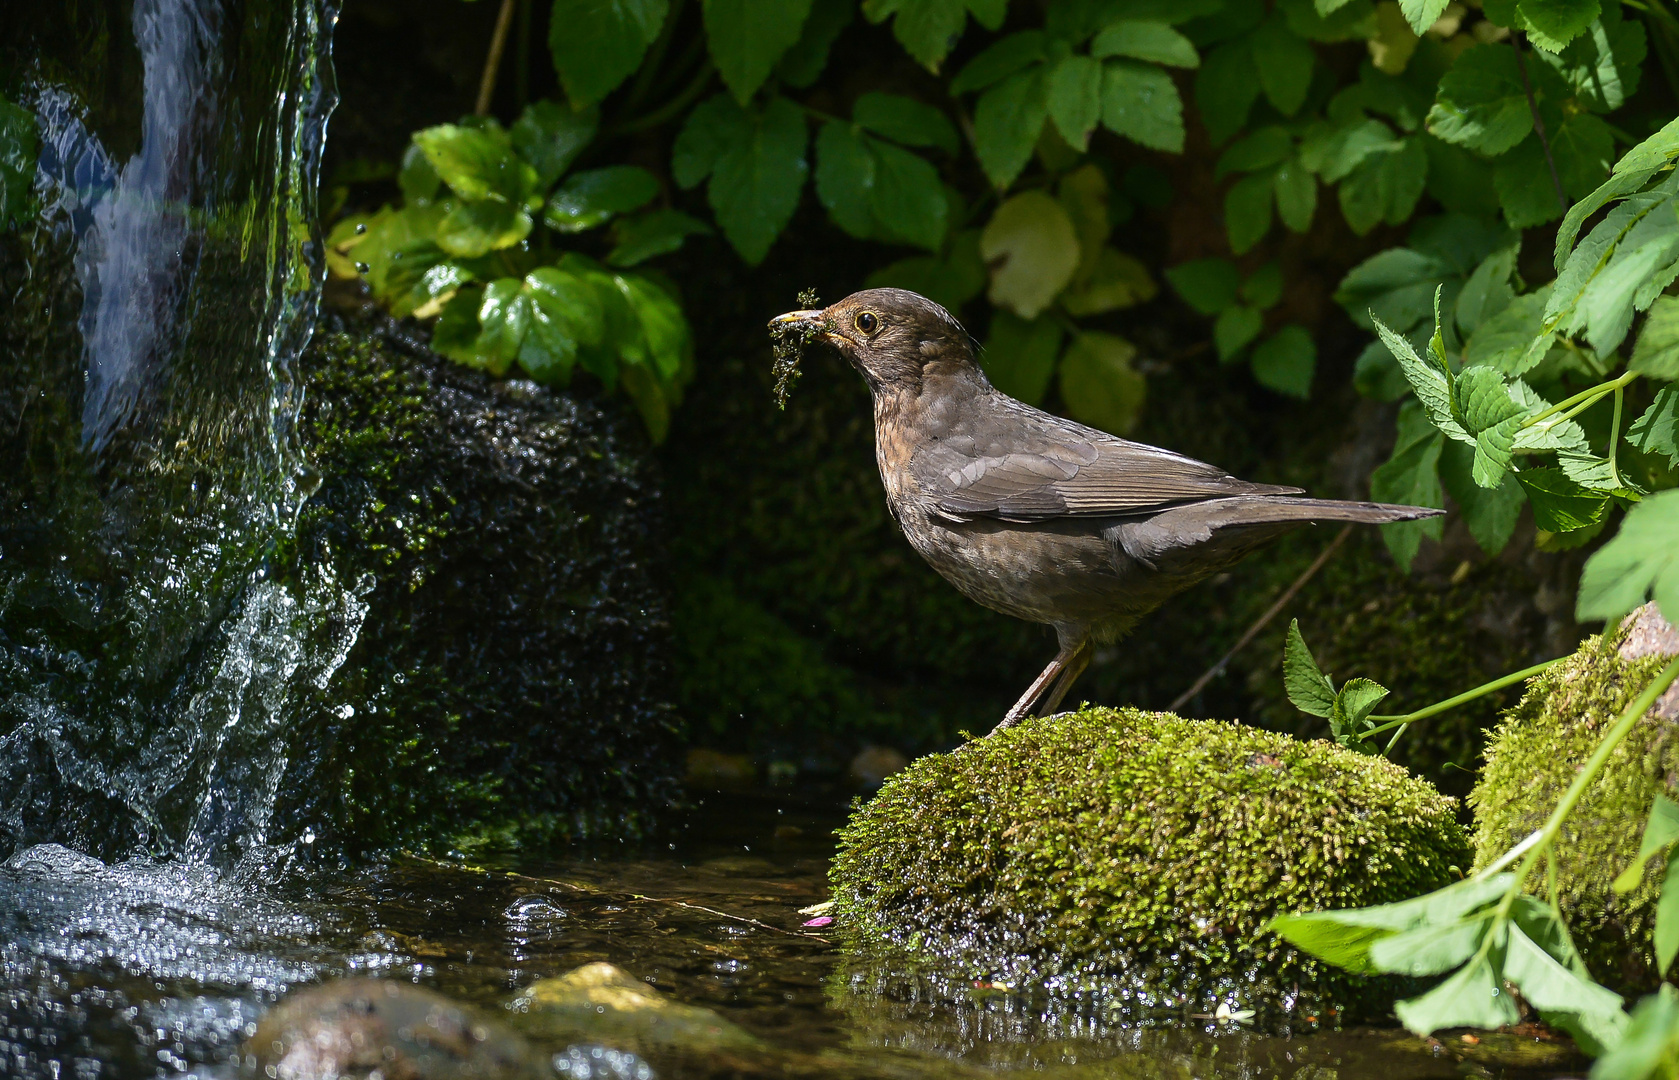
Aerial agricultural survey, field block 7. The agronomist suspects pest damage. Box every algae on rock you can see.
[830,706,1471,1025]
[1470,603,1679,993]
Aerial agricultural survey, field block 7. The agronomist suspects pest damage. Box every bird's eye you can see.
[854,311,879,334]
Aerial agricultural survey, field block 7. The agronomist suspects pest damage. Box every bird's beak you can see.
[769,309,825,330]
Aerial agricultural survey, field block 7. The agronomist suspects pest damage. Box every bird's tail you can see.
[1212,496,1444,526]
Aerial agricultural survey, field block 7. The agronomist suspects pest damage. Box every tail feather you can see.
[1114,495,1442,566]
[1216,495,1444,526]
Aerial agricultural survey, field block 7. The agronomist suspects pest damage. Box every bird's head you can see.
[770,288,979,394]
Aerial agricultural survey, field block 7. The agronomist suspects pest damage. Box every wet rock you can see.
[270,315,682,855]
[848,746,908,789]
[513,962,758,1053]
[250,979,546,1080]
[1471,603,1679,992]
[830,706,1471,1026]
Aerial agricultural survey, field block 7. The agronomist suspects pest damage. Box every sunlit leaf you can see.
[1614,795,1679,893]
[545,165,660,232]
[1394,954,1521,1035]
[1283,619,1336,718]
[1590,985,1679,1080]
[1626,388,1679,467]
[437,199,532,257]
[1577,488,1679,624]
[1426,44,1532,154]
[980,190,1080,318]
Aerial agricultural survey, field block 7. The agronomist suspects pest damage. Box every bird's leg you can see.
[992,641,1080,734]
[1036,638,1092,717]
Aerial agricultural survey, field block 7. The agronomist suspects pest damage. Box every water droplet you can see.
[354,222,367,234]
[354,262,369,273]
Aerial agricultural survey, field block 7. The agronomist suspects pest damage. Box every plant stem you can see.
[623,0,687,112]
[476,0,518,117]
[609,60,715,135]
[1521,370,1640,429]
[1609,384,1625,488]
[1364,656,1564,740]
[1511,33,1568,211]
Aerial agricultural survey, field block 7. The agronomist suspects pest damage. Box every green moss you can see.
[830,706,1471,1024]
[1470,624,1678,992]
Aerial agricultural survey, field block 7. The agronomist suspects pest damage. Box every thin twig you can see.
[1168,524,1354,713]
[475,0,518,117]
[1511,34,1568,211]
[628,894,831,944]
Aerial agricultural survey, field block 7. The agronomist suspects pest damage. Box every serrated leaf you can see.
[682,94,809,264]
[1250,14,1315,115]
[1047,54,1104,149]
[1166,258,1240,314]
[1330,676,1389,749]
[546,165,660,232]
[1426,45,1532,154]
[437,199,532,257]
[981,310,1063,403]
[510,99,599,187]
[414,123,535,204]
[1613,795,1679,893]
[1398,0,1450,34]
[1577,488,1679,624]
[1373,315,1468,442]
[549,0,669,106]
[1518,0,1601,51]
[1627,388,1679,467]
[1284,619,1337,718]
[1100,59,1185,152]
[974,67,1049,187]
[1251,325,1316,397]
[1550,171,1679,341]
[1371,402,1447,568]
[1474,415,1521,488]
[1538,7,1645,113]
[980,190,1080,319]
[1338,138,1427,234]
[863,0,995,71]
[1299,117,1400,183]
[606,209,711,266]
[1557,116,1679,268]
[1393,954,1522,1036]
[1456,244,1518,336]
[1441,441,1524,554]
[1515,467,1610,532]
[1216,125,1294,178]
[777,0,855,87]
[1632,296,1679,380]
[1465,290,1551,377]
[1335,246,1447,331]
[1195,40,1261,145]
[1091,20,1200,66]
[704,0,813,103]
[853,92,960,152]
[1454,364,1523,435]
[870,139,948,250]
[949,30,1047,94]
[1058,331,1147,435]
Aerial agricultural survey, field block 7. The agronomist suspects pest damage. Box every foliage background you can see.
[319,0,1679,787]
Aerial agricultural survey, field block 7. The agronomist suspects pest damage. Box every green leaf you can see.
[1454,364,1523,435]
[870,139,949,250]
[549,0,669,106]
[476,277,534,374]
[1455,244,1518,336]
[814,121,877,237]
[1398,0,1451,34]
[1091,20,1201,67]
[1215,125,1293,178]
[1393,953,1522,1036]
[1441,441,1525,554]
[853,92,960,152]
[1058,331,1147,435]
[1274,156,1317,232]
[1335,246,1447,331]
[1551,112,1615,198]
[432,286,488,366]
[0,97,36,230]
[1367,914,1487,974]
[704,0,813,103]
[1241,262,1284,308]
[1283,619,1336,718]
[1100,60,1185,153]
[1426,45,1532,154]
[1270,875,1516,973]
[1548,170,1679,355]
[1538,8,1645,113]
[1614,795,1679,893]
[865,230,987,313]
[1195,40,1260,145]
[1504,919,1629,1056]
[777,0,855,87]
[398,145,442,205]
[1473,415,1521,487]
[1225,170,1275,254]
[1299,117,1401,183]
[607,208,712,266]
[980,190,1080,318]
[678,94,809,264]
[1517,0,1600,51]
[437,199,533,257]
[1251,325,1316,397]
[1338,138,1427,235]
[1165,258,1241,314]
[1577,488,1679,624]
[981,310,1064,404]
[862,0,1000,71]
[1329,676,1389,749]
[1632,297,1679,380]
[949,30,1047,94]
[1510,380,1593,454]
[1590,985,1679,1080]
[1215,304,1263,360]
[1373,315,1468,442]
[524,265,605,383]
[1061,247,1158,315]
[1047,54,1104,150]
[1658,855,1679,976]
[1250,14,1315,116]
[974,67,1050,187]
[1370,402,1447,569]
[545,165,660,232]
[1557,116,1679,268]
[510,99,599,187]
[1494,136,1568,230]
[414,123,535,204]
[1626,388,1679,467]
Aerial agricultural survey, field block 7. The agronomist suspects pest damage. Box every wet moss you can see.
[830,706,1471,1025]
[1470,621,1679,992]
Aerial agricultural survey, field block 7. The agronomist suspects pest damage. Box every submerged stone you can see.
[1471,603,1679,992]
[513,962,759,1053]
[829,706,1471,1026]
[271,315,682,855]
[251,979,547,1080]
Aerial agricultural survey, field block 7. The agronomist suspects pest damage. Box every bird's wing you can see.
[910,395,1302,521]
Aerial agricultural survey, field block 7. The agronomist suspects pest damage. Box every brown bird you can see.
[771,288,1443,733]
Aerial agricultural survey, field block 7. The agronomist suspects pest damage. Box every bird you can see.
[770,288,1444,734]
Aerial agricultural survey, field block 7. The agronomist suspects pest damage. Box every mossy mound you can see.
[1470,605,1679,992]
[830,706,1471,1025]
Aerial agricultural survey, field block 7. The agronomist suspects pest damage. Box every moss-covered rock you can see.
[830,706,1471,1025]
[1470,604,1679,993]
[269,314,682,855]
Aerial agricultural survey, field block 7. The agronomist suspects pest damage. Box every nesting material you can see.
[769,288,827,409]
